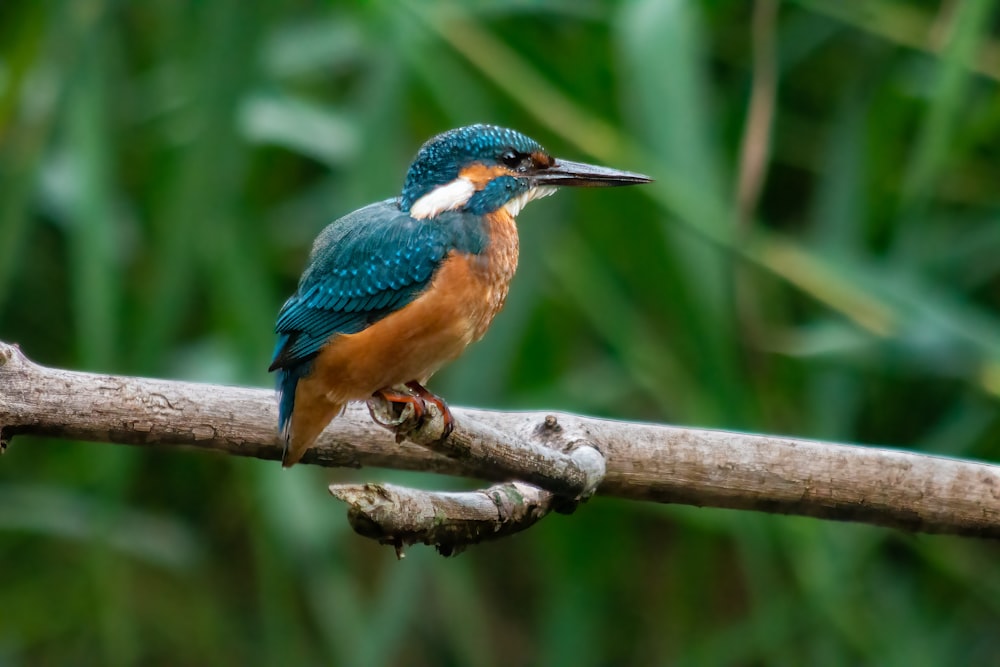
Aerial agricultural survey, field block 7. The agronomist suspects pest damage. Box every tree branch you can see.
[364,393,605,499]
[329,481,557,558]
[3,341,1000,544]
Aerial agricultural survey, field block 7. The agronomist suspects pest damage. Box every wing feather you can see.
[269,200,483,372]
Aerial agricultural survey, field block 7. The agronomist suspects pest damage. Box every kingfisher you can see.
[269,124,651,467]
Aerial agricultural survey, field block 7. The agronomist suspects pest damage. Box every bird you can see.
[269,124,651,467]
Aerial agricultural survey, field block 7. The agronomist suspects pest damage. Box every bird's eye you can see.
[500,149,524,170]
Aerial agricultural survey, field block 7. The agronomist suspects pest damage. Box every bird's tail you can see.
[275,362,343,467]
[275,359,310,440]
[282,396,344,467]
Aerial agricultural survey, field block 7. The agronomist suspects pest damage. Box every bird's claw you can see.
[404,381,454,442]
[368,384,454,444]
[366,394,419,443]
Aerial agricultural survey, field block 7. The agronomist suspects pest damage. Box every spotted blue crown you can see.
[400,124,545,211]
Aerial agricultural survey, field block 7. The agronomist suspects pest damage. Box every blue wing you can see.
[269,198,486,434]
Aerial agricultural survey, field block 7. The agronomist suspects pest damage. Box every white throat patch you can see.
[503,185,557,217]
[410,179,558,220]
[409,177,476,220]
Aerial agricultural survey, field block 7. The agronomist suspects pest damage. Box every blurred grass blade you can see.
[0,10,67,313]
[0,483,202,569]
[431,560,497,667]
[896,0,994,228]
[810,73,868,251]
[60,32,120,369]
[354,551,426,667]
[239,91,361,168]
[794,0,1000,82]
[402,1,625,162]
[617,0,725,199]
[616,0,746,419]
[253,465,367,665]
[261,15,366,78]
[133,0,259,372]
[546,230,711,420]
[196,204,278,381]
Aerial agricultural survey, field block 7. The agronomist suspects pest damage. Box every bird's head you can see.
[399,124,651,220]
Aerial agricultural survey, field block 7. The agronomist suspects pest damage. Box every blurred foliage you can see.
[2,0,1000,664]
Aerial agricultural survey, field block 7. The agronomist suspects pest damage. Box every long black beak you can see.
[532,158,653,188]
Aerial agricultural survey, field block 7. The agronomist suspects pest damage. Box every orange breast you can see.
[300,208,520,404]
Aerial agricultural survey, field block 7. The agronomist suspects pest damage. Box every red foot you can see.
[370,387,423,442]
[405,381,454,440]
[369,383,454,443]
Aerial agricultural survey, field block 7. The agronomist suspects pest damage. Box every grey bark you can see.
[3,341,1000,553]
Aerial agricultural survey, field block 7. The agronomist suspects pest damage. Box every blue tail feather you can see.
[272,334,314,440]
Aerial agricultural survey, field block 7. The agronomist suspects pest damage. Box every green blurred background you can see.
[2,0,1000,664]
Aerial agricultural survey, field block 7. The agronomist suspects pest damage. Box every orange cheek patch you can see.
[459,163,516,190]
[531,151,555,168]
